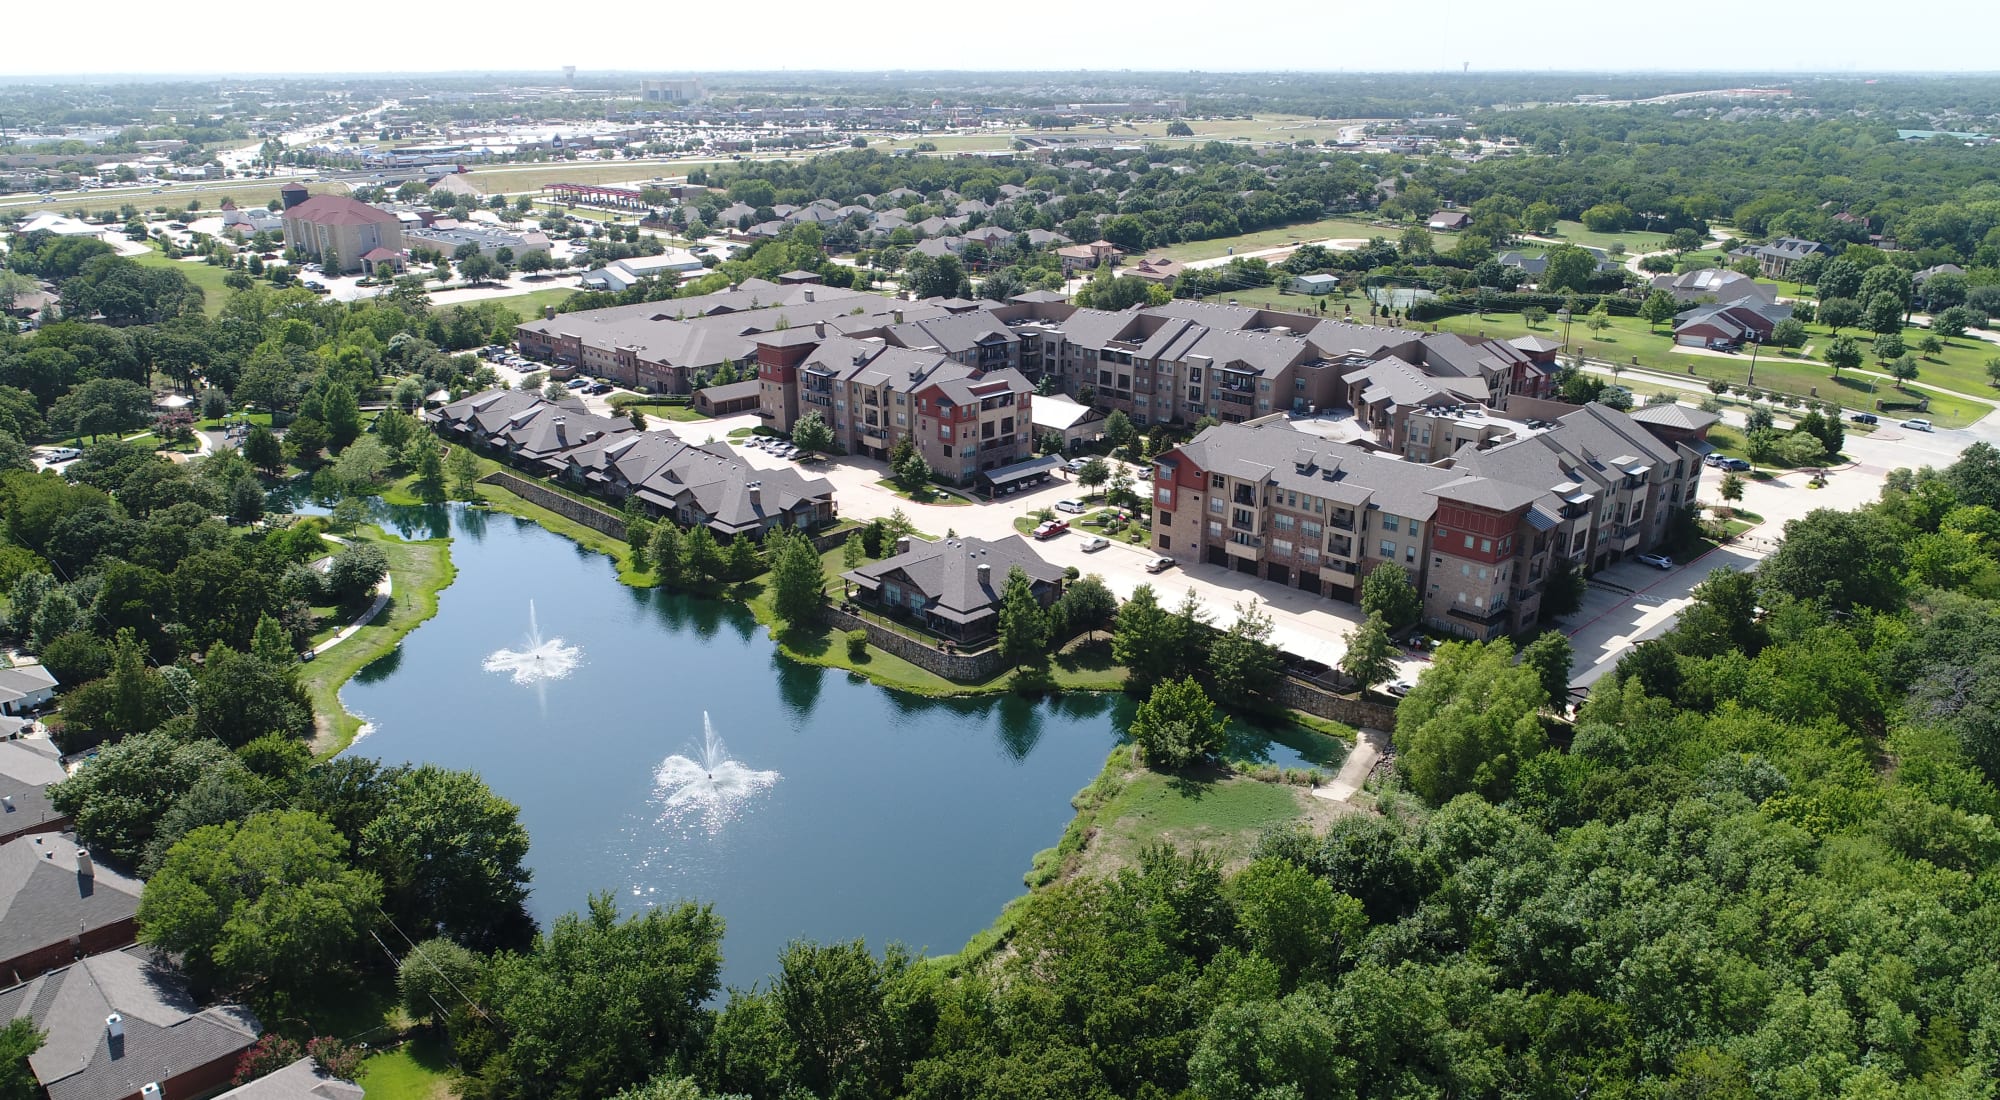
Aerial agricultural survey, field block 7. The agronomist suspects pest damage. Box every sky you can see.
[6,0,2000,77]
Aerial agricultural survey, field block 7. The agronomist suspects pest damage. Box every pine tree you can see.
[996,567,1051,667]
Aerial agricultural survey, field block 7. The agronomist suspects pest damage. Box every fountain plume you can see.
[483,600,582,686]
[652,712,778,831]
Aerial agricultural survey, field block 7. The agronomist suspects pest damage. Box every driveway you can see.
[1563,541,1769,690]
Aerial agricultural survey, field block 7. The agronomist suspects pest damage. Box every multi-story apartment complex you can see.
[757,333,1034,485]
[1151,399,1712,640]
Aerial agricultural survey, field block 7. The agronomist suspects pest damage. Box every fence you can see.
[824,604,1007,682]
[478,472,628,539]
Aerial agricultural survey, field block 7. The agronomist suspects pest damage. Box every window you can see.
[943,445,953,458]
[1461,563,1471,576]
[1210,497,1225,515]
[1381,514,1400,533]
[1464,535,1475,549]
[1273,514,1296,532]
[1272,539,1293,555]
[1208,521,1223,537]
[1380,540,1396,558]
[1158,511,1173,526]
[1159,536,1172,550]
[1302,548,1319,565]
[1481,539,1492,553]
[1302,521,1323,539]
[1478,567,1490,580]
[1211,473,1226,489]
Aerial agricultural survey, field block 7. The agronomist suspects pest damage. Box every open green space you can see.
[354,1037,455,1100]
[622,402,712,423]
[482,285,586,321]
[1079,767,1319,876]
[302,523,456,756]
[1154,215,1404,263]
[129,242,236,316]
[1529,219,1670,256]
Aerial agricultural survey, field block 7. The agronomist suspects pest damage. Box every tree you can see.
[1824,334,1861,378]
[1393,640,1548,804]
[1667,227,1705,255]
[193,643,313,748]
[1866,292,1905,336]
[1542,245,1597,293]
[360,766,532,948]
[327,543,389,604]
[1165,120,1194,137]
[1639,290,1678,330]
[892,451,932,494]
[518,250,552,276]
[1584,300,1612,336]
[1817,296,1861,333]
[1719,470,1746,515]
[1230,858,1367,989]
[769,532,826,629]
[1890,354,1920,385]
[478,895,721,1100]
[996,566,1051,668]
[1360,563,1422,631]
[0,1018,44,1100]
[447,446,481,499]
[49,731,235,863]
[1919,333,1945,357]
[242,424,283,475]
[398,937,485,1026]
[1518,630,1574,710]
[285,417,328,465]
[1770,317,1807,348]
[1208,599,1281,705]
[791,411,833,459]
[1128,676,1227,770]
[1113,584,1184,689]
[321,383,362,450]
[1051,574,1118,639]
[1077,456,1111,497]
[414,438,447,504]
[1776,431,1828,467]
[138,810,382,1007]
[1873,331,1906,363]
[49,378,151,441]
[1760,507,1905,612]
[1338,612,1396,691]
[1934,305,1979,339]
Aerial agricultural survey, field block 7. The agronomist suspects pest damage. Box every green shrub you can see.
[844,630,868,660]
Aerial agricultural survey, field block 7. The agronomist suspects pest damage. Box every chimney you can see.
[544,305,557,320]
[895,536,911,554]
[76,850,92,878]
[803,289,815,303]
[977,562,991,585]
[0,795,11,812]
[106,1014,123,1041]
[892,309,904,325]
[746,481,761,509]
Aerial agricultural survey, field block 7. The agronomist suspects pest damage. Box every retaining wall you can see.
[1271,676,1399,729]
[823,605,1007,682]
[480,472,628,539]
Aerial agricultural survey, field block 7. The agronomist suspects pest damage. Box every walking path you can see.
[309,535,395,656]
[1313,726,1388,803]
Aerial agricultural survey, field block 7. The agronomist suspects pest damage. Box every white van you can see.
[1902,418,1934,433]
[1054,499,1086,514]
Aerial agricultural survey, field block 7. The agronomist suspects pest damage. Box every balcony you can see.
[1447,601,1510,625]
[1328,537,1355,559]
[1224,535,1263,561]
[1330,516,1355,532]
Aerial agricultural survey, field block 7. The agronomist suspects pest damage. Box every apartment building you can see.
[757,334,1034,485]
[1150,399,1710,640]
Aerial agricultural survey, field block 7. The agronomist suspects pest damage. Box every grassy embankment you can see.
[303,523,455,756]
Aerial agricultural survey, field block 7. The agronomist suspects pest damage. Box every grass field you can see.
[303,523,456,756]
[130,242,236,316]
[355,1037,455,1100]
[483,286,585,321]
[1528,219,1672,256]
[1155,216,1404,263]
[1081,768,1317,875]
[8,177,343,220]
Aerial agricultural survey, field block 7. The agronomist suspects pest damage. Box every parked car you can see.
[1064,458,1088,473]
[1137,466,1152,480]
[43,447,80,463]
[1716,457,1751,472]
[1386,681,1414,698]
[1902,418,1934,432]
[1032,519,1069,540]
[1145,555,1174,573]
[587,383,612,395]
[1080,535,1109,552]
[566,378,589,389]
[1054,499,1086,514]
[1850,412,1879,425]
[1636,552,1674,570]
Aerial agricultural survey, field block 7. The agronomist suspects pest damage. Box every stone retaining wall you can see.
[823,605,1006,682]
[479,472,628,540]
[1271,676,1399,729]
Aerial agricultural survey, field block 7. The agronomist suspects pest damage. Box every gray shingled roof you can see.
[1172,421,1460,522]
[0,740,65,840]
[212,1057,362,1100]
[0,949,258,1100]
[0,833,142,968]
[1629,402,1722,432]
[843,536,1062,625]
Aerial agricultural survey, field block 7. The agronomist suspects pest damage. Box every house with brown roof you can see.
[1056,239,1119,275]
[841,535,1064,642]
[1426,211,1470,231]
[0,948,259,1100]
[279,191,404,274]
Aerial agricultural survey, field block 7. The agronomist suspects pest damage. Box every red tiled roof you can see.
[362,247,401,260]
[284,194,400,227]
[280,181,308,191]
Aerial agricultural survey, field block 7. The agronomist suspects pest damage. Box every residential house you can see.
[0,833,143,984]
[0,737,68,844]
[1651,268,1775,305]
[1672,296,1793,349]
[841,535,1064,642]
[1056,239,1119,275]
[553,430,836,538]
[432,389,636,473]
[0,948,259,1100]
[1123,257,1185,287]
[212,1057,362,1100]
[1426,211,1470,231]
[0,665,58,716]
[1726,237,1824,279]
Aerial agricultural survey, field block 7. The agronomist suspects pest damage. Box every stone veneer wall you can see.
[479,472,628,539]
[1270,675,1399,730]
[823,605,1006,682]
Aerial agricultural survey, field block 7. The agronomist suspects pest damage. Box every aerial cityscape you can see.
[2,62,2000,1100]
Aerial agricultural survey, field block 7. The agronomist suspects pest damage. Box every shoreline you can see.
[304,522,457,757]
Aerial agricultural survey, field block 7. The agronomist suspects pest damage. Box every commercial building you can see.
[1149,398,1711,639]
[278,188,404,273]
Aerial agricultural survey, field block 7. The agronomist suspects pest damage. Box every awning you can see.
[984,454,1062,486]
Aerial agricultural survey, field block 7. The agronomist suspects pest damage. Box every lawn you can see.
[483,286,587,321]
[1154,216,1405,263]
[302,524,456,756]
[623,402,712,423]
[1183,282,1353,315]
[1527,219,1671,256]
[130,242,236,316]
[1080,767,1317,875]
[873,478,973,506]
[355,1037,455,1100]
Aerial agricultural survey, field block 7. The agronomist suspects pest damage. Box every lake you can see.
[341,504,1331,988]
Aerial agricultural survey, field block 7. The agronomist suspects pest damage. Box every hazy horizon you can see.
[6,0,1997,80]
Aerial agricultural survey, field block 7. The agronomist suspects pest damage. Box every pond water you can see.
[1367,286,1437,310]
[340,504,1335,988]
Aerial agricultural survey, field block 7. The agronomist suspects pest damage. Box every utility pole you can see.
[1747,337,1760,388]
